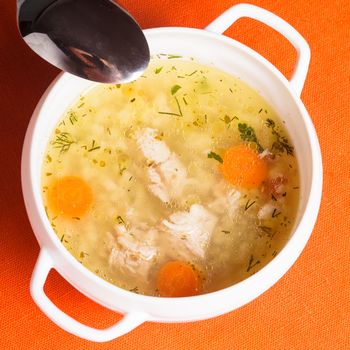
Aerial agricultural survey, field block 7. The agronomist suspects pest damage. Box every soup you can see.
[42,58,299,297]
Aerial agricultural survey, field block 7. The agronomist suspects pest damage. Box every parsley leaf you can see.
[155,67,163,74]
[238,123,264,153]
[208,151,223,163]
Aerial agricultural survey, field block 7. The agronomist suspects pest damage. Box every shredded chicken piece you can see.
[136,128,170,164]
[162,204,218,258]
[109,224,158,276]
[136,128,187,202]
[208,183,241,219]
[258,148,274,160]
[257,203,278,220]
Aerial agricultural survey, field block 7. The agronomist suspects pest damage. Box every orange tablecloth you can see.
[1,1,349,349]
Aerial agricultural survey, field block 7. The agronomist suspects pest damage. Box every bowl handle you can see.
[205,3,310,96]
[30,249,147,342]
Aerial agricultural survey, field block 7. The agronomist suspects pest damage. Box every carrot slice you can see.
[156,261,201,297]
[47,176,93,218]
[220,144,267,189]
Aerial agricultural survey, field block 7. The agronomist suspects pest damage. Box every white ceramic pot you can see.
[21,3,322,342]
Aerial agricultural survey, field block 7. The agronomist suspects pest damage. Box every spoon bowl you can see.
[18,0,150,83]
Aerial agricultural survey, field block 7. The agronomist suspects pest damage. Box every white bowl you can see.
[21,3,322,342]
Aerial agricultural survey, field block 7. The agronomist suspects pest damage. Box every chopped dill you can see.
[46,172,52,176]
[247,255,260,272]
[183,96,188,105]
[53,132,75,154]
[207,151,223,163]
[119,166,127,175]
[272,208,282,218]
[79,251,89,259]
[155,67,163,74]
[221,114,238,128]
[266,118,294,155]
[77,103,85,108]
[167,54,182,59]
[245,199,256,211]
[116,215,125,224]
[68,111,78,125]
[186,70,197,76]
[174,96,182,116]
[107,127,111,135]
[158,111,182,117]
[129,286,139,293]
[87,140,100,152]
[258,226,272,234]
[159,95,183,117]
[222,230,231,234]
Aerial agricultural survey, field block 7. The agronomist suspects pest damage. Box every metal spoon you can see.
[17,0,150,83]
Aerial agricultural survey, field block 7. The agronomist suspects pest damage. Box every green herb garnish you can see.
[53,132,75,154]
[119,166,127,176]
[238,123,264,153]
[186,70,197,76]
[129,286,139,293]
[244,199,256,211]
[221,114,238,128]
[171,84,182,95]
[266,118,294,155]
[207,151,223,163]
[79,251,89,259]
[167,54,182,59]
[87,140,100,152]
[155,67,163,74]
[272,208,281,218]
[116,215,125,224]
[247,255,260,272]
[68,111,78,125]
[159,95,183,117]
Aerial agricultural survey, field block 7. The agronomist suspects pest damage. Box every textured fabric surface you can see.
[0,0,349,349]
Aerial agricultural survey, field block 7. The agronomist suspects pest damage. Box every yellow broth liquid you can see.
[42,59,300,295]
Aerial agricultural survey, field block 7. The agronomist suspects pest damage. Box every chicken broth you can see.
[42,58,300,296]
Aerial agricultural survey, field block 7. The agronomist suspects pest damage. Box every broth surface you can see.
[42,58,299,296]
